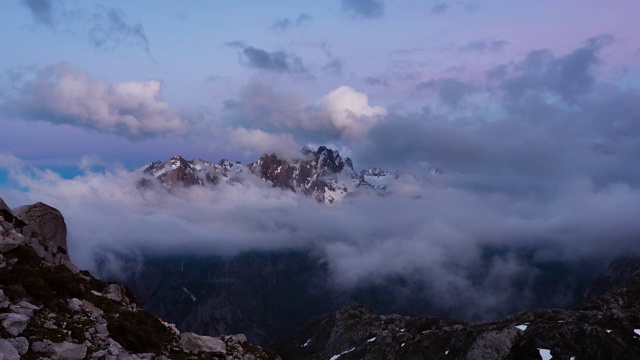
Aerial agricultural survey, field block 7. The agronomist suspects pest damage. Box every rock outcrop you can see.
[1,201,76,273]
[0,198,10,213]
[13,202,68,255]
[0,196,279,359]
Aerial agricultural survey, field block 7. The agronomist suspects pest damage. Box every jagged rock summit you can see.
[13,202,68,260]
[0,196,279,359]
[140,146,401,203]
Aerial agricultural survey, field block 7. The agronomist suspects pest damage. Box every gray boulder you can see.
[178,332,226,354]
[465,327,521,360]
[32,340,88,360]
[13,202,68,253]
[0,238,20,254]
[0,313,30,336]
[7,337,28,356]
[0,339,20,360]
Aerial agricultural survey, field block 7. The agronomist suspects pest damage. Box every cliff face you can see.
[0,196,279,359]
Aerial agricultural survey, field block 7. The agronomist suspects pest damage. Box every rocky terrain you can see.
[114,248,599,346]
[273,274,640,360]
[0,196,279,359]
[139,146,400,203]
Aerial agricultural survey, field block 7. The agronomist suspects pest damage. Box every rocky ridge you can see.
[139,146,402,203]
[0,197,279,359]
[274,276,640,360]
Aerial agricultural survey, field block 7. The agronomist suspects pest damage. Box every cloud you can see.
[3,35,639,320]
[495,34,614,103]
[223,82,387,140]
[342,0,385,19]
[271,13,313,31]
[224,40,247,49]
[430,2,448,15]
[87,7,152,56]
[225,128,300,159]
[3,64,190,138]
[364,76,389,87]
[416,78,476,107]
[460,39,508,53]
[239,46,309,74]
[315,86,387,139]
[20,1,152,57]
[360,36,640,197]
[22,0,54,25]
[322,58,344,76]
[4,144,640,318]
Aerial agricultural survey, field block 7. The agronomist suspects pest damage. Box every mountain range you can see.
[137,146,403,203]
[85,147,624,348]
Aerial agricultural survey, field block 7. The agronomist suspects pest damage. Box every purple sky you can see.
[2,1,640,314]
[0,0,638,170]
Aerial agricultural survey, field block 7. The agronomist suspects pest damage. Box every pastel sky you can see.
[2,1,640,315]
[1,0,639,172]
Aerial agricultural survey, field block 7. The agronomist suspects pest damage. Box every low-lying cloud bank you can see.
[2,154,639,300]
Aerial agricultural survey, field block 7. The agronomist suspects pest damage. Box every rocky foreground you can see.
[0,197,279,359]
[273,275,640,359]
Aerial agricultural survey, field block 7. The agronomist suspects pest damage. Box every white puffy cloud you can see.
[224,82,387,140]
[5,64,189,138]
[225,128,300,159]
[315,86,387,139]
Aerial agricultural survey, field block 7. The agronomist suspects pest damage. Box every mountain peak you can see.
[139,146,402,203]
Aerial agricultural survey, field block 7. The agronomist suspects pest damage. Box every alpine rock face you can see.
[138,146,401,203]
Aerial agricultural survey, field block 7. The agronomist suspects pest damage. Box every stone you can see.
[103,284,124,303]
[0,237,19,253]
[95,322,109,337]
[179,332,226,354]
[0,339,20,360]
[0,221,12,232]
[91,349,108,359]
[9,304,34,317]
[30,242,47,258]
[0,313,31,336]
[0,197,11,214]
[13,202,68,255]
[465,327,520,359]
[19,224,35,239]
[7,337,29,355]
[63,259,80,273]
[10,301,39,317]
[81,300,104,315]
[32,340,88,360]
[8,232,26,244]
[68,298,83,312]
[225,334,248,344]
